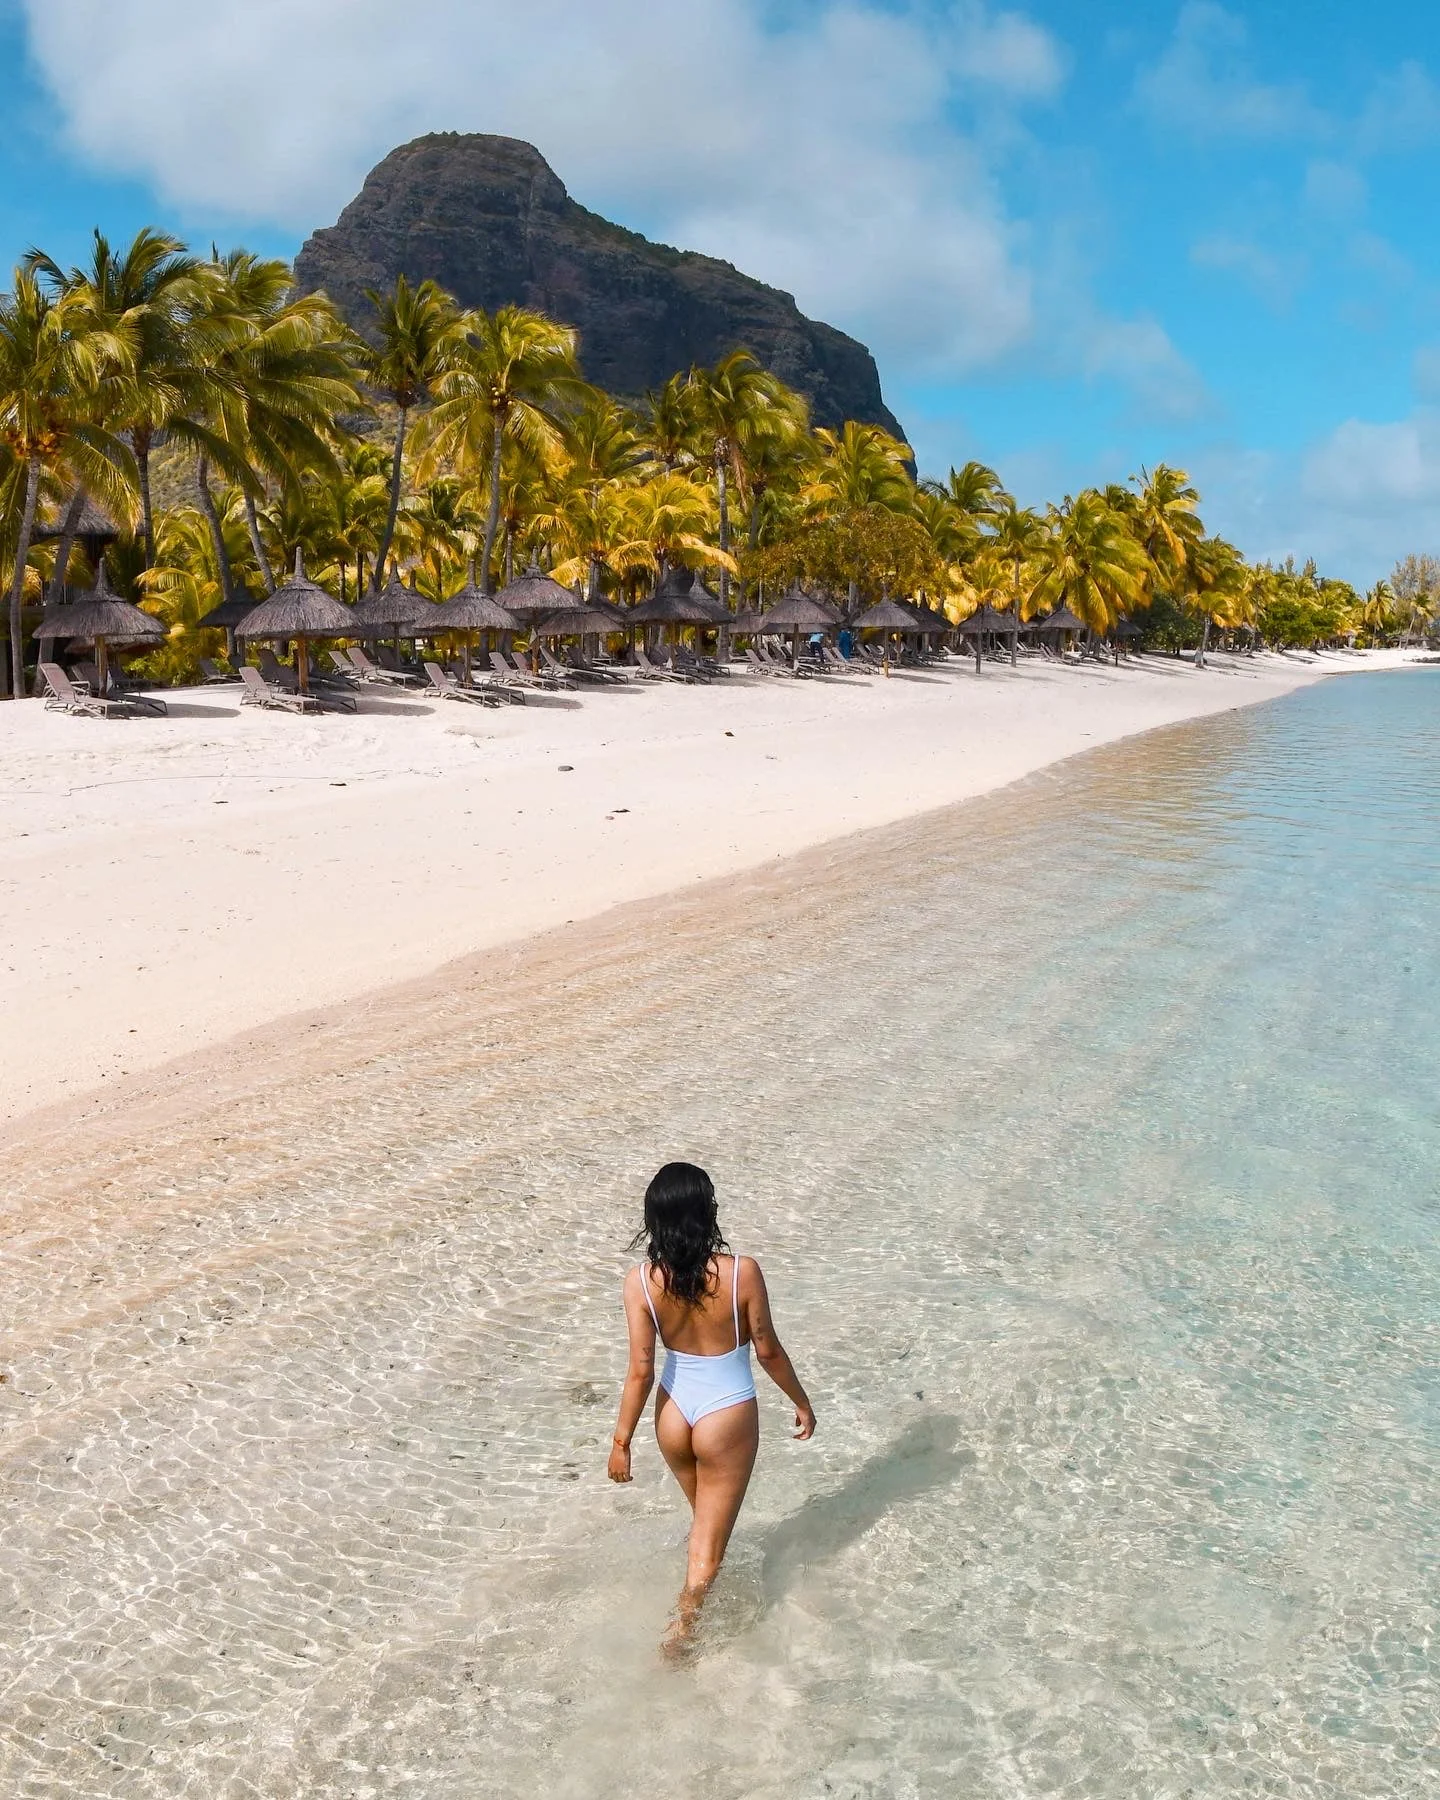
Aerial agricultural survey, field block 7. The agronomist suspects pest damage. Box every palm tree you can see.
[420,305,585,592]
[923,459,1005,532]
[991,498,1047,664]
[140,501,249,681]
[619,471,729,588]
[636,372,698,473]
[360,275,466,590]
[309,446,390,602]
[1131,464,1204,608]
[188,252,358,602]
[1033,492,1149,637]
[27,228,203,586]
[687,351,805,608]
[1186,536,1249,666]
[1360,580,1395,644]
[0,268,138,696]
[806,422,915,516]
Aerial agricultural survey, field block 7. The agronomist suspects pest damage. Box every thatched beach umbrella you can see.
[758,586,841,667]
[235,550,354,696]
[849,596,922,672]
[957,603,1012,634]
[681,570,730,624]
[351,566,424,640]
[908,602,952,632]
[1034,604,1086,635]
[534,606,625,637]
[35,562,164,698]
[851,598,923,631]
[494,562,584,625]
[629,576,719,629]
[409,561,520,682]
[957,601,1016,672]
[34,496,122,593]
[990,606,1025,666]
[197,592,259,666]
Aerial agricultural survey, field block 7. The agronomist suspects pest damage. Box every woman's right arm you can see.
[608,1269,656,1482]
[743,1259,816,1440]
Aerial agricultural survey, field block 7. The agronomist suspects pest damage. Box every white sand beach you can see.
[0,648,1416,1132]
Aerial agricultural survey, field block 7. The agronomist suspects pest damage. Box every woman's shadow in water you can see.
[759,1414,973,1603]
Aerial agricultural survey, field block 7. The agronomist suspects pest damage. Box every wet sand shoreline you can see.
[0,646,1413,1136]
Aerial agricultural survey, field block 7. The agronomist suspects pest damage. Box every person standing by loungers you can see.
[609,1162,816,1652]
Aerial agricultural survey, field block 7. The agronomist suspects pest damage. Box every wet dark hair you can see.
[630,1162,728,1305]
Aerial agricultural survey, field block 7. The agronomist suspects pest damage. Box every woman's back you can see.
[642,1254,749,1356]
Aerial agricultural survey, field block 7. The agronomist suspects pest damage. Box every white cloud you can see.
[1190,234,1305,307]
[1303,413,1440,515]
[1301,160,1367,219]
[1357,60,1440,153]
[17,0,1066,381]
[1078,313,1211,423]
[1133,2,1327,140]
[1413,347,1440,401]
[946,4,1065,95]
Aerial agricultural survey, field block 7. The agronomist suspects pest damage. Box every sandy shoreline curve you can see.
[0,647,1418,1134]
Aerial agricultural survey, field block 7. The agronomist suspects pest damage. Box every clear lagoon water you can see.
[1,667,1436,1797]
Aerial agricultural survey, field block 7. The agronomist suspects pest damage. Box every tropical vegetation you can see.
[0,230,1433,695]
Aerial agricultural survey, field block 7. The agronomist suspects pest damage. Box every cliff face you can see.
[295,133,905,439]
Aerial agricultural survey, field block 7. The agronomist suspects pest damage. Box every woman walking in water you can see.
[609,1162,816,1649]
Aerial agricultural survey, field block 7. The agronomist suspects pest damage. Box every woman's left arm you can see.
[608,1269,657,1483]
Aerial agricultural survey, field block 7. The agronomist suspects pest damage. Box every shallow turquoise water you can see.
[1,667,1436,1796]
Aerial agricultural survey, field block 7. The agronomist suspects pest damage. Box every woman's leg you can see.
[681,1399,759,1609]
[654,1389,698,1509]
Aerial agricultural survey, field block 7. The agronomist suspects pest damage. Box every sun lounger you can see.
[488,650,556,691]
[198,657,234,683]
[565,648,631,683]
[517,648,577,689]
[40,661,119,718]
[424,662,503,706]
[512,648,575,690]
[376,645,426,680]
[349,645,423,686]
[821,647,864,676]
[670,648,715,682]
[71,659,168,714]
[760,643,812,677]
[239,665,325,712]
[636,646,694,682]
[540,644,611,685]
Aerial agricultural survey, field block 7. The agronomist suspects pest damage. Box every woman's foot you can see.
[660,1582,708,1661]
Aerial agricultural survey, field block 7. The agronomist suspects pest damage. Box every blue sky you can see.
[2,0,1437,585]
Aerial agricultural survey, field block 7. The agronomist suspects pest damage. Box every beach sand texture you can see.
[1,667,1434,1797]
[0,646,1411,1132]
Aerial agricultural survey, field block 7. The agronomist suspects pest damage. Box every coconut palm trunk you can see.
[715,450,730,610]
[372,403,408,592]
[6,454,42,698]
[47,488,88,608]
[1195,613,1210,668]
[244,492,276,594]
[480,416,505,594]
[195,456,240,612]
[130,428,157,569]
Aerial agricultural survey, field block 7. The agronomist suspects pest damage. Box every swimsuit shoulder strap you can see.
[637,1262,663,1338]
[731,1253,742,1350]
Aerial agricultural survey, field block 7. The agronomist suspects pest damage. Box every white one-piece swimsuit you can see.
[639,1255,758,1426]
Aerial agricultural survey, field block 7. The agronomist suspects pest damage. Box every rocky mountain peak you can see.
[295,132,904,439]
